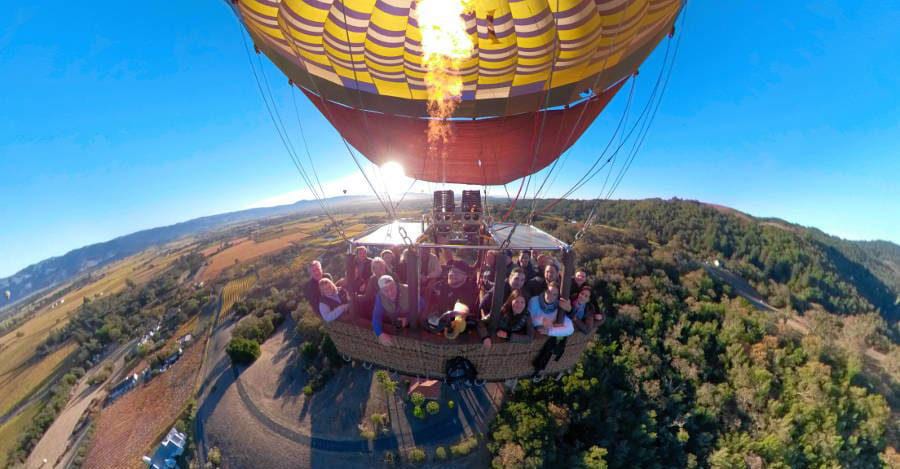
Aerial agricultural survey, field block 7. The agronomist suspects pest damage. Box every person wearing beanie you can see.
[372,275,422,346]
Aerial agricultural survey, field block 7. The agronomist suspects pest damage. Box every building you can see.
[142,427,186,469]
[106,373,139,404]
[408,379,441,401]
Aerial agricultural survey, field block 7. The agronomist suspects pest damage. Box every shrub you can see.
[302,385,314,396]
[208,446,222,466]
[451,437,478,457]
[447,399,455,409]
[410,391,425,407]
[435,446,448,460]
[300,341,318,362]
[426,400,440,415]
[413,405,425,419]
[226,338,260,365]
[358,424,375,441]
[407,447,426,464]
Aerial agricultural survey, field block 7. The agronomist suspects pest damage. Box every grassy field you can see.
[83,343,203,469]
[0,342,77,419]
[0,247,185,425]
[0,398,43,467]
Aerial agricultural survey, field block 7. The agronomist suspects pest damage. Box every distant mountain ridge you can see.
[0,195,381,305]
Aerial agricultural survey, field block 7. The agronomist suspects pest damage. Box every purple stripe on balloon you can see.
[365,33,403,49]
[281,5,327,29]
[300,0,334,11]
[556,10,595,31]
[370,72,408,82]
[331,0,372,21]
[329,14,370,33]
[555,0,594,20]
[368,21,407,39]
[477,82,512,90]
[373,0,411,16]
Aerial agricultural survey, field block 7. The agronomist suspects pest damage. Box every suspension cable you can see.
[525,2,631,216]
[234,17,349,242]
[573,5,689,244]
[268,4,397,220]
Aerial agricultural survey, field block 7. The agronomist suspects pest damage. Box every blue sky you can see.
[1,1,898,277]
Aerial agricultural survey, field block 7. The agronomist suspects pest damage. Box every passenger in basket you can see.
[351,246,372,295]
[572,268,589,291]
[381,249,396,272]
[528,281,574,337]
[358,257,396,317]
[304,260,331,315]
[494,289,534,343]
[525,262,560,298]
[427,260,478,321]
[372,275,421,346]
[317,278,350,322]
[517,250,537,280]
[477,267,527,349]
[425,301,471,341]
[569,285,602,334]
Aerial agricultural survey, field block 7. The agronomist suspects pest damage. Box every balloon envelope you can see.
[233,0,682,184]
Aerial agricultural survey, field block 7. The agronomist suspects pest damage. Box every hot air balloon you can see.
[3,290,9,301]
[230,0,683,381]
[231,0,683,184]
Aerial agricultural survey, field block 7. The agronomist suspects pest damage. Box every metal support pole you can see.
[406,249,419,326]
[560,247,576,299]
[489,252,509,330]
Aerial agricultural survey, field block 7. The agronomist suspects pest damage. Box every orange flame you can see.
[417,0,474,149]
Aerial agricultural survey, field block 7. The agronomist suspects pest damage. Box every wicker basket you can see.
[324,318,593,381]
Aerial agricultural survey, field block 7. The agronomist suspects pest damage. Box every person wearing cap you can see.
[372,275,422,346]
[318,278,350,322]
[426,260,478,325]
[528,281,574,337]
[357,257,396,318]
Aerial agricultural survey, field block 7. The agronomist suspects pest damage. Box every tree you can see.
[226,338,260,365]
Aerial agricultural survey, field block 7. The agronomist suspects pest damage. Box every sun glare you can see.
[380,161,407,188]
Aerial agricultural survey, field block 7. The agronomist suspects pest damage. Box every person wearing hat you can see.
[426,260,478,327]
[357,257,397,318]
[372,275,422,346]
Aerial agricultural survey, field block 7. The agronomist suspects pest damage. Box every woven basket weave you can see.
[324,319,593,381]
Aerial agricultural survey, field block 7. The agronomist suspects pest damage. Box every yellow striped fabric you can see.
[235,0,681,114]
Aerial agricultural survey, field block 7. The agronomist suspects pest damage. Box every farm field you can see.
[0,248,185,424]
[0,342,77,419]
[0,399,42,468]
[220,275,257,317]
[197,215,378,282]
[83,342,203,469]
[199,231,312,282]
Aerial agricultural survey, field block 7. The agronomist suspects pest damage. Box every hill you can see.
[536,198,900,324]
[0,196,394,309]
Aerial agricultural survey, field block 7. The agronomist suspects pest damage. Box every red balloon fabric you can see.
[304,80,624,185]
